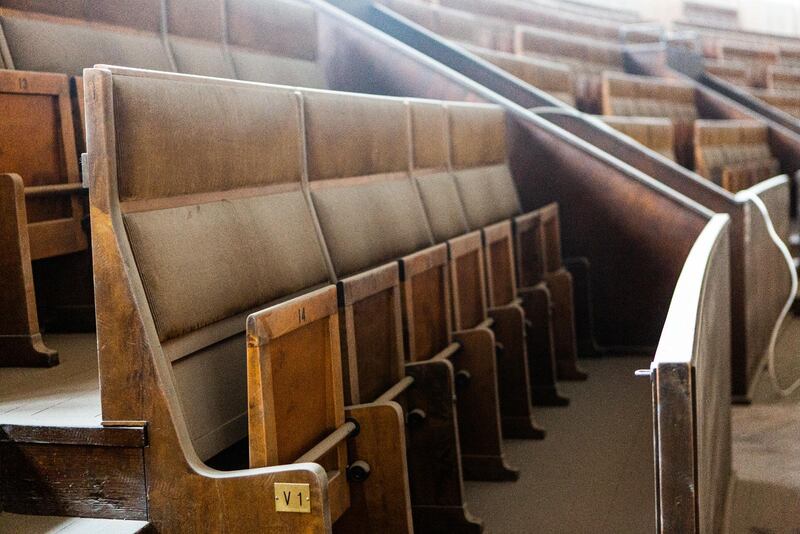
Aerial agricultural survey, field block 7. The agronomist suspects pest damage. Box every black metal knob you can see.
[455,369,472,389]
[347,460,371,482]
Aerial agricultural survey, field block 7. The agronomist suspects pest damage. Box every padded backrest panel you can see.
[114,76,302,202]
[304,91,432,276]
[448,103,522,227]
[113,75,328,342]
[408,100,470,242]
[0,0,162,31]
[600,115,676,161]
[226,0,317,61]
[602,72,697,120]
[166,0,223,41]
[694,119,775,180]
[304,91,410,181]
[466,45,575,105]
[0,9,172,76]
[516,26,624,70]
[225,0,326,88]
[169,37,232,78]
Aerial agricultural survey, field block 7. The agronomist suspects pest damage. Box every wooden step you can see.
[0,424,147,521]
[0,512,151,533]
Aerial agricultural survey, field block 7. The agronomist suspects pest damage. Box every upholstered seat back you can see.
[448,102,522,230]
[0,2,173,76]
[600,116,677,161]
[110,74,330,460]
[408,100,471,243]
[303,91,433,278]
[226,0,327,89]
[164,0,235,78]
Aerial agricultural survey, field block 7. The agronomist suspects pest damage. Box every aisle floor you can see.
[465,355,655,534]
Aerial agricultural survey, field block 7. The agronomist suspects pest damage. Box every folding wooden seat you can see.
[225,0,328,88]
[164,0,236,78]
[0,1,174,76]
[599,116,677,161]
[462,44,576,106]
[86,66,418,532]
[301,89,518,482]
[444,102,588,384]
[0,70,87,366]
[694,119,781,192]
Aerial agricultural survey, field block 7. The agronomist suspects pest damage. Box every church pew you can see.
[598,116,677,161]
[600,71,697,168]
[302,90,519,480]
[86,65,430,532]
[751,88,800,120]
[715,41,779,88]
[694,119,781,192]
[0,70,86,367]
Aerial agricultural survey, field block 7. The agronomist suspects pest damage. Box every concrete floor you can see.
[465,356,655,534]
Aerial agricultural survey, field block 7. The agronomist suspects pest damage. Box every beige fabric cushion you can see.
[0,15,172,76]
[453,164,522,228]
[304,91,409,181]
[169,37,234,78]
[172,334,247,460]
[231,49,327,89]
[448,103,508,168]
[415,172,470,242]
[311,180,432,277]
[166,0,225,41]
[226,0,318,61]
[124,191,330,341]
[409,100,448,170]
[113,75,302,201]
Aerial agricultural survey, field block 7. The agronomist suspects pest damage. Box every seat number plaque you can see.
[274,482,311,513]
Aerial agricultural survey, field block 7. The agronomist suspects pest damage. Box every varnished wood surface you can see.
[0,334,99,426]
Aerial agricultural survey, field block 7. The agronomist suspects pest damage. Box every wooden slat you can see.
[0,424,146,447]
[27,218,87,260]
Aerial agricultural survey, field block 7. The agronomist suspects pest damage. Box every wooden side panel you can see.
[451,249,485,331]
[486,232,516,307]
[407,265,450,361]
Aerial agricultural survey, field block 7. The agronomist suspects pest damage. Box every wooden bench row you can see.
[0,0,333,365]
[598,116,677,162]
[750,88,800,120]
[85,65,582,532]
[682,1,740,30]
[379,0,626,110]
[694,119,782,192]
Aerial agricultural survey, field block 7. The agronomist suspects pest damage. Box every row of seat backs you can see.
[766,64,800,91]
[693,119,779,188]
[675,20,800,60]
[682,1,740,30]
[379,0,625,73]
[552,0,641,24]
[463,44,576,106]
[703,59,752,88]
[429,0,656,45]
[750,88,800,119]
[599,115,677,162]
[0,0,327,88]
[600,71,697,121]
[103,68,522,462]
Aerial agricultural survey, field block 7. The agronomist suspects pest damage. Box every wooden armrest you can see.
[25,183,85,197]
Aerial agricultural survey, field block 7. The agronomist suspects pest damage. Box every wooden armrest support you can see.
[24,183,86,197]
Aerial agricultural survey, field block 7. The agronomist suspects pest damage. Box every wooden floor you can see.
[0,334,100,427]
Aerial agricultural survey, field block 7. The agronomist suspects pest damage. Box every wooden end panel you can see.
[448,232,487,331]
[0,71,80,225]
[483,221,516,308]
[340,275,405,404]
[539,204,563,273]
